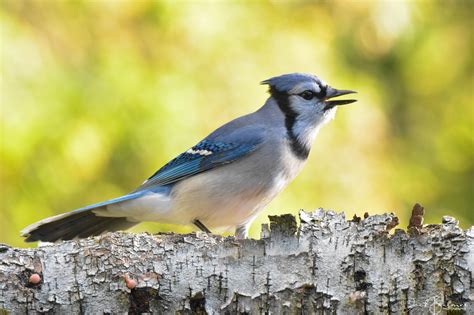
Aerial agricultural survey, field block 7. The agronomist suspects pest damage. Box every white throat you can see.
[292,121,321,152]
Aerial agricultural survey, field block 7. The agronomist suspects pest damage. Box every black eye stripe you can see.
[297,84,327,100]
[315,84,327,98]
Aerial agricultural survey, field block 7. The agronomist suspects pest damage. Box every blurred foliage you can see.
[1,0,472,248]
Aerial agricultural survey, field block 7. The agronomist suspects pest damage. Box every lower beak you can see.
[324,87,357,110]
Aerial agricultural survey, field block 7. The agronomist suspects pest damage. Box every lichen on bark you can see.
[0,208,472,314]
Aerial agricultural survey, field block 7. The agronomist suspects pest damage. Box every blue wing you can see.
[137,127,264,190]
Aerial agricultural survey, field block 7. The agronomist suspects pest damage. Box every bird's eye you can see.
[299,90,315,100]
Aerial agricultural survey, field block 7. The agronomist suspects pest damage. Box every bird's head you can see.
[262,73,357,128]
[261,73,357,159]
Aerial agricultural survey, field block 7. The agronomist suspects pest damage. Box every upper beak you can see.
[324,87,357,110]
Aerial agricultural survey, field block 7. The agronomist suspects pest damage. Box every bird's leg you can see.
[193,219,212,233]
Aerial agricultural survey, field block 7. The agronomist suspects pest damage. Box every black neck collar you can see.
[270,88,310,160]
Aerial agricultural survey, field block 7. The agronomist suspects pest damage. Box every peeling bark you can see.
[0,209,473,314]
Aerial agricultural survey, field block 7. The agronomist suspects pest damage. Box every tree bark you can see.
[0,209,472,314]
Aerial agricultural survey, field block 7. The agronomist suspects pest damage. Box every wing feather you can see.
[137,127,264,190]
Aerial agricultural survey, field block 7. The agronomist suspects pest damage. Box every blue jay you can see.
[22,73,356,242]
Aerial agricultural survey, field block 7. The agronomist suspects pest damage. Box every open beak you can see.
[324,87,357,110]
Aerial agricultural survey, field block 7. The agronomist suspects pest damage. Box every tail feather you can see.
[75,214,136,239]
[22,208,138,242]
[21,193,146,242]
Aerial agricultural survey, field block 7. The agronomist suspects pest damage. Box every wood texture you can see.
[1,209,473,314]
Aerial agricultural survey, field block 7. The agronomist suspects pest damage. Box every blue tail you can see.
[21,192,146,242]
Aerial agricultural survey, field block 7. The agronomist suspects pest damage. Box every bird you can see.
[21,73,357,242]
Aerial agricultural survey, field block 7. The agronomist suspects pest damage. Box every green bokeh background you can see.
[1,0,472,248]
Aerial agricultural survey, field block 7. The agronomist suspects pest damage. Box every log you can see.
[0,208,472,314]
